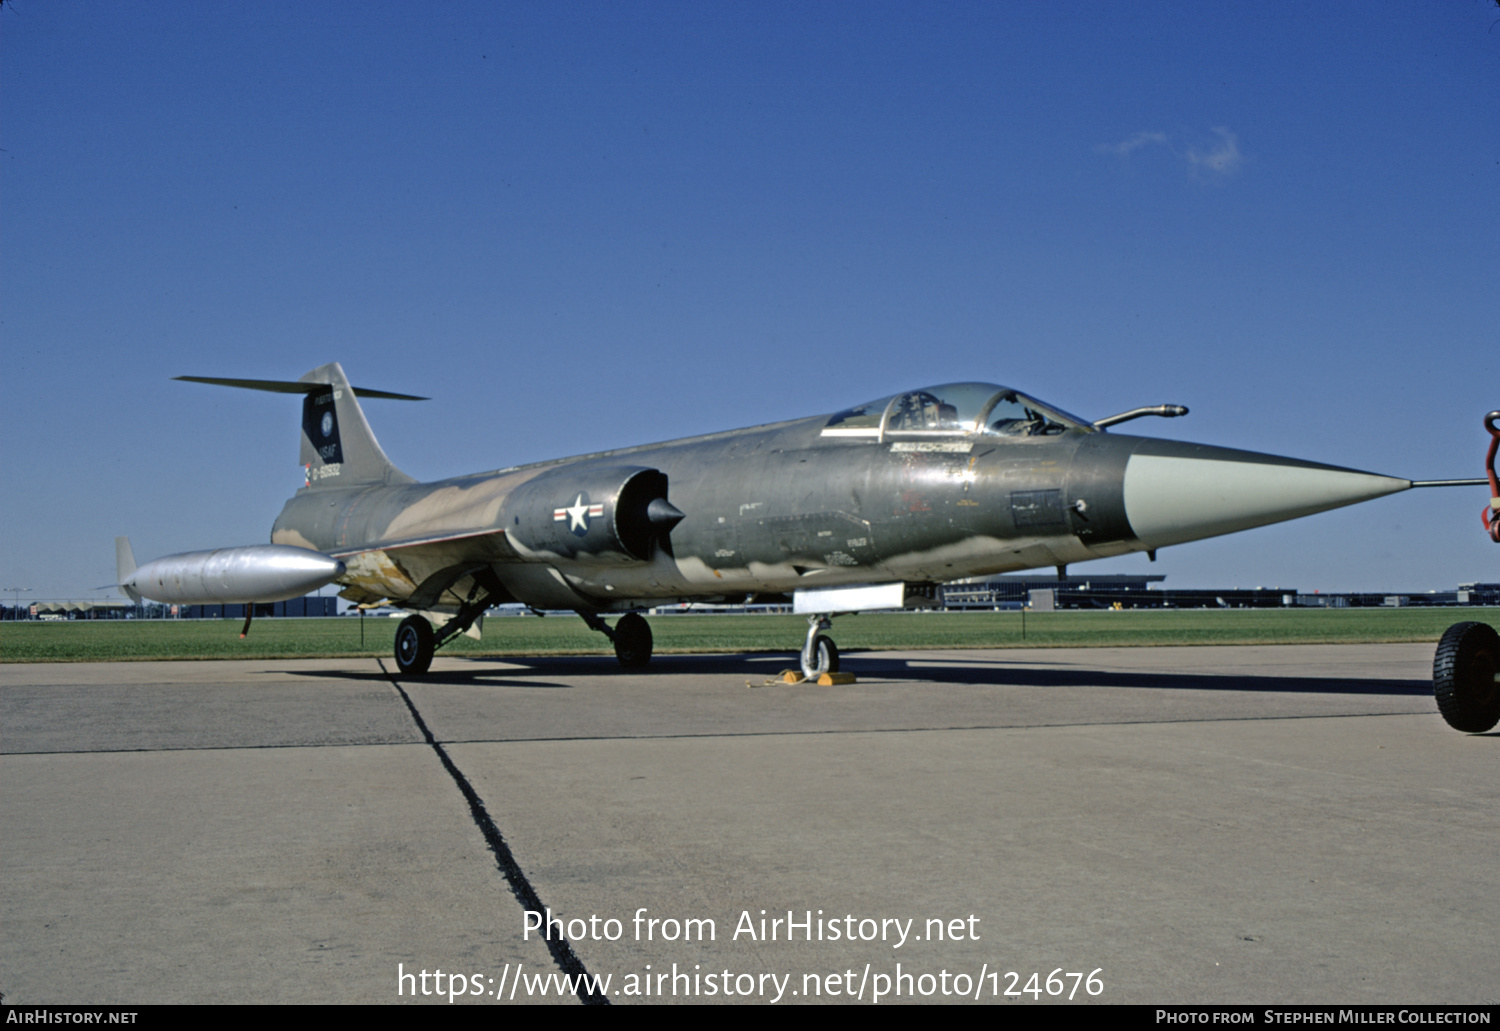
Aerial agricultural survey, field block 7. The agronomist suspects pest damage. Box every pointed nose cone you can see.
[1122,440,1411,550]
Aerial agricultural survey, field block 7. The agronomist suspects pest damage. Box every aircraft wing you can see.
[332,529,520,611]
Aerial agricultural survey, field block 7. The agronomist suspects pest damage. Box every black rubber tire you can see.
[394,615,435,675]
[1432,621,1500,733]
[801,634,840,679]
[613,612,653,668]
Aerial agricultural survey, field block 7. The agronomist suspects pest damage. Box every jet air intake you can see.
[507,466,681,563]
[121,544,347,605]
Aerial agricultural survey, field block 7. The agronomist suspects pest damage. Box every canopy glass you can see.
[823,383,1092,439]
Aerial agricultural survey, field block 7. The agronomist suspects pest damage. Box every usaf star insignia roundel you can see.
[553,492,605,536]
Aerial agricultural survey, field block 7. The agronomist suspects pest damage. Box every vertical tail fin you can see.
[174,363,424,492]
[115,536,143,604]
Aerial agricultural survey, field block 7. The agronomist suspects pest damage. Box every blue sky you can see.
[2,1,1497,601]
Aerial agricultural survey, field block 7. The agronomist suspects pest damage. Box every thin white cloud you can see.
[1186,127,1242,176]
[1098,126,1244,179]
[1098,131,1168,157]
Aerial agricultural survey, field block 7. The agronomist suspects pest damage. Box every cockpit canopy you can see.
[822,382,1092,440]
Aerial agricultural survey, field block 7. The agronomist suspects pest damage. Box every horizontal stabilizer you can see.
[174,376,427,401]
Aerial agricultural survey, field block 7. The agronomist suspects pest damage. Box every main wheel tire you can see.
[1433,621,1500,733]
[613,612,653,668]
[394,615,435,675]
[801,634,839,679]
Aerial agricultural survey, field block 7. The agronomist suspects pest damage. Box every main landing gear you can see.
[391,578,498,675]
[578,609,654,668]
[394,615,436,674]
[393,608,656,673]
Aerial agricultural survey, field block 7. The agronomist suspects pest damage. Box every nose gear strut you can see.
[800,614,840,680]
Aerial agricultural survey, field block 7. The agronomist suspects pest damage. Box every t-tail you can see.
[175,361,424,490]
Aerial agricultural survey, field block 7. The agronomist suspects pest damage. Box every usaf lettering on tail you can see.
[116,362,1471,680]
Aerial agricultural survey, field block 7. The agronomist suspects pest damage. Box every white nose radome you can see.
[1122,447,1411,550]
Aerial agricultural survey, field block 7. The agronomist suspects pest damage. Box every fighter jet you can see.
[116,362,1462,681]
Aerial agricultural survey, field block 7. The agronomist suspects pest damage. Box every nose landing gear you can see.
[800,615,841,680]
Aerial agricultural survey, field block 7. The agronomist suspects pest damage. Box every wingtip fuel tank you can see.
[122,544,346,605]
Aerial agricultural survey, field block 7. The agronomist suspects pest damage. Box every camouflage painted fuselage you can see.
[271,413,1146,613]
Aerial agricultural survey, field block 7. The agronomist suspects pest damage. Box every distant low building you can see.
[3,595,339,620]
[942,574,1166,609]
[1458,583,1500,606]
[940,576,1496,611]
[175,596,339,620]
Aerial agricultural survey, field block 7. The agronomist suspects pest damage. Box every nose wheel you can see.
[800,615,840,679]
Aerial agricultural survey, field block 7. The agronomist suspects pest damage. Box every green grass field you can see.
[3,607,1495,663]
